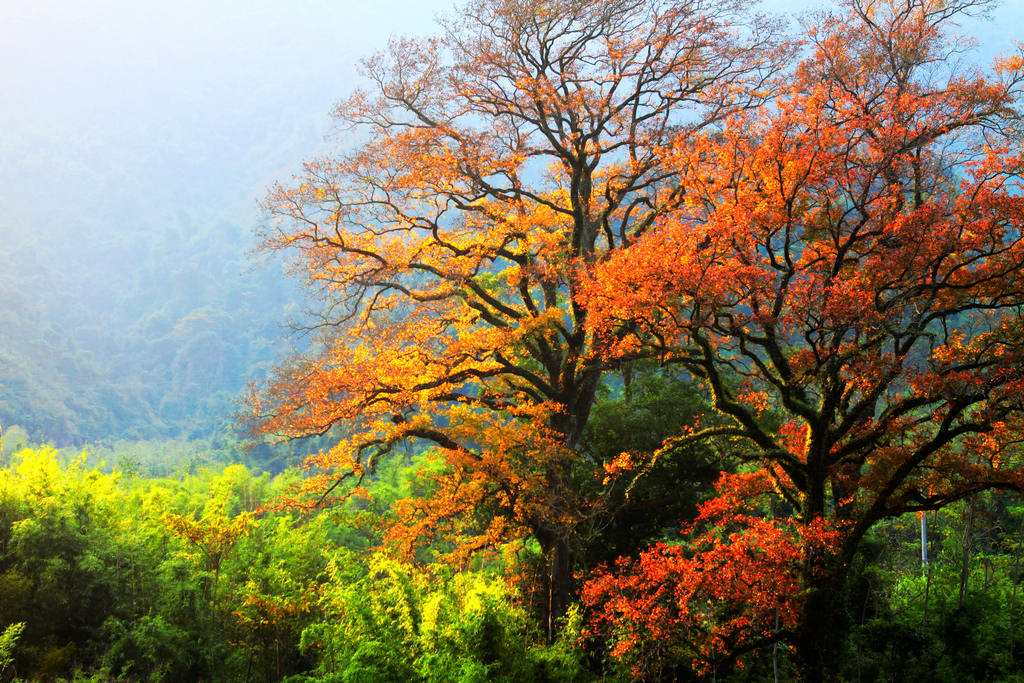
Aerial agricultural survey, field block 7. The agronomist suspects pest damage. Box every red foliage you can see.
[582,472,840,677]
[582,0,1024,674]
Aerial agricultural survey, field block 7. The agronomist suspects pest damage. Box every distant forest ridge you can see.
[0,220,299,446]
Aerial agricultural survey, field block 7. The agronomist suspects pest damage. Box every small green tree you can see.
[0,622,24,680]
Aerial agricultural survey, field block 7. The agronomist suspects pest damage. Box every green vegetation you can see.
[2,394,1024,681]
[3,0,1024,680]
[0,443,590,682]
[0,221,298,446]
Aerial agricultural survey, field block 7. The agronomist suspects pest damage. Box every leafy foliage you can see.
[253,0,784,635]
[292,554,585,683]
[583,0,1024,676]
[583,471,840,678]
[0,222,298,446]
[5,1,1024,681]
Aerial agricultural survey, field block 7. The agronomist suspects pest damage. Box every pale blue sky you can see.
[0,0,1020,250]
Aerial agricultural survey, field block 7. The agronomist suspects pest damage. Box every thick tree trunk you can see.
[794,569,847,683]
[533,526,573,644]
[794,581,843,683]
[547,536,571,644]
[537,386,597,642]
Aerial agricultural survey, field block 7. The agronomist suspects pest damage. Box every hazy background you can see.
[0,0,1020,445]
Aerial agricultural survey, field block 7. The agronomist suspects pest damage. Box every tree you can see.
[0,622,24,681]
[582,470,838,679]
[583,0,1024,677]
[252,0,782,637]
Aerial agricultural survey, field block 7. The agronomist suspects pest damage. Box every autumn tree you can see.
[251,0,782,638]
[583,0,1024,677]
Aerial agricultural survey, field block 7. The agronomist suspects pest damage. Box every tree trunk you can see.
[538,394,595,642]
[794,589,835,682]
[546,536,571,644]
[533,523,573,644]
[794,569,847,683]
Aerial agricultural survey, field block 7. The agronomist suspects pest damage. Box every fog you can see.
[2,0,1016,287]
[0,0,445,247]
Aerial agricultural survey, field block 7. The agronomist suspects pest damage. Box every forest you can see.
[4,0,1024,680]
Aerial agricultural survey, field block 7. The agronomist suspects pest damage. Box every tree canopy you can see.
[582,0,1024,677]
[252,0,1024,675]
[253,0,783,636]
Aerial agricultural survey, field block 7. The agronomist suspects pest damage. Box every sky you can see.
[0,0,1020,246]
[0,0,443,238]
[0,0,1020,297]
